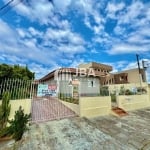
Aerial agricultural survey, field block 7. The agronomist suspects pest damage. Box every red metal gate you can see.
[31,97,77,123]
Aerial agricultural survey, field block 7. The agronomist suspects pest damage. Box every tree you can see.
[0,64,34,99]
[0,63,34,81]
[0,106,31,141]
[0,92,11,129]
[0,64,13,83]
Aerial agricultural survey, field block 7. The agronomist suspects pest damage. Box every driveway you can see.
[1,108,150,150]
[31,97,77,123]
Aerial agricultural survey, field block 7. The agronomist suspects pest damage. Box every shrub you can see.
[8,106,31,141]
[137,87,147,94]
[100,86,109,96]
[125,89,133,95]
[0,127,13,138]
[0,92,11,129]
[111,94,116,102]
[119,86,125,95]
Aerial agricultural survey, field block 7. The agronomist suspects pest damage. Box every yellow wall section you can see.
[0,99,31,120]
[79,96,111,118]
[117,95,150,111]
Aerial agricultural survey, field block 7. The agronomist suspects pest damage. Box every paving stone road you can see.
[1,108,150,150]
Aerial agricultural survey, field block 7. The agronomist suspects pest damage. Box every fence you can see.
[104,83,149,103]
[0,78,36,100]
[108,83,148,95]
[58,79,110,104]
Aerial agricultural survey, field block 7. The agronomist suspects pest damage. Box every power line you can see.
[0,0,23,17]
[0,0,14,11]
[0,0,54,17]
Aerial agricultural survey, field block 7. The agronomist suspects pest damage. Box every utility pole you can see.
[136,54,142,87]
[136,54,141,75]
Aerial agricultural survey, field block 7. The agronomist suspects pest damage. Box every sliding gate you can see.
[31,83,77,123]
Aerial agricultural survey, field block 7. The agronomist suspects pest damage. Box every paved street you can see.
[1,108,150,150]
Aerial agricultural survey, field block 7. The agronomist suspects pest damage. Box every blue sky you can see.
[0,0,150,82]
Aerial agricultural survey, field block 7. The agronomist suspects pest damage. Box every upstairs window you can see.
[88,80,95,87]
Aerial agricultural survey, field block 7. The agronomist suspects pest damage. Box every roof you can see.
[39,68,78,81]
[78,62,113,71]
[39,70,56,81]
[39,67,108,82]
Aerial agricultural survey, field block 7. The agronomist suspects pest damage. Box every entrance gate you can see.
[31,82,77,123]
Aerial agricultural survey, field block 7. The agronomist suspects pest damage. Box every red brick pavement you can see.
[31,97,77,123]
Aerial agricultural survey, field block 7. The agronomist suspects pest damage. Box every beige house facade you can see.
[78,62,147,85]
[101,68,146,85]
[38,62,147,97]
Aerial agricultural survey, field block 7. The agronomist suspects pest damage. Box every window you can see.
[120,76,123,81]
[112,78,114,84]
[88,80,95,87]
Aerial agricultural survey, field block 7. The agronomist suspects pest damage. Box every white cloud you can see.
[107,2,125,12]
[108,43,150,55]
[28,27,43,37]
[123,61,138,71]
[0,54,27,65]
[127,35,149,44]
[43,27,85,54]
[16,28,26,38]
[118,1,144,25]
[31,58,86,79]
[92,32,110,44]
[3,0,72,27]
[91,49,99,54]
[0,19,18,44]
[102,60,128,73]
[53,0,72,13]
[29,63,60,79]
[0,55,5,61]
[0,20,53,64]
[106,2,125,19]
[73,0,105,34]
[0,18,87,78]
[1,0,150,80]
[69,59,85,68]
[58,44,85,54]
[45,28,84,45]
[108,23,150,55]
[102,1,150,55]
[12,0,54,25]
[113,26,125,35]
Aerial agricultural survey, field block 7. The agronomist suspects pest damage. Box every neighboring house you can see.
[38,62,147,97]
[39,67,107,97]
[78,62,146,85]
[78,62,113,74]
[101,68,146,85]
